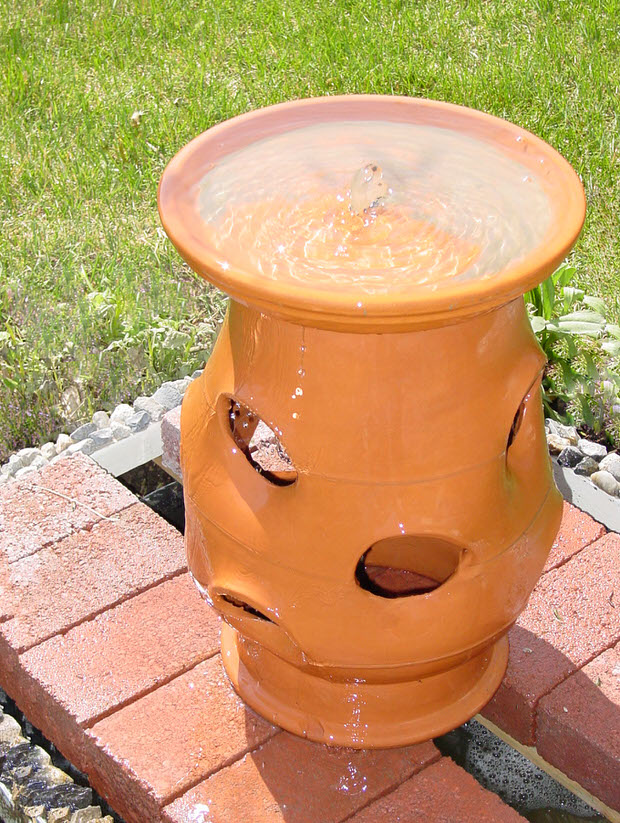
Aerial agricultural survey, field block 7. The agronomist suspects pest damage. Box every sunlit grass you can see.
[1,0,619,459]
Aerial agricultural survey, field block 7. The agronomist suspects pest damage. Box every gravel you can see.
[66,438,97,456]
[126,411,151,432]
[70,422,97,442]
[89,428,114,448]
[152,383,183,411]
[92,410,111,429]
[546,420,579,446]
[577,438,608,461]
[546,434,570,455]
[40,442,57,460]
[133,396,165,422]
[557,446,583,469]
[599,452,620,482]
[56,433,74,453]
[110,404,134,425]
[591,470,620,496]
[111,422,131,441]
[574,457,599,477]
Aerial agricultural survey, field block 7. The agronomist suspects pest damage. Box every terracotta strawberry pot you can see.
[158,96,585,748]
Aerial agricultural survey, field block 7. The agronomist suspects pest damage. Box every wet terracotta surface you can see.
[0,454,617,819]
[157,96,587,748]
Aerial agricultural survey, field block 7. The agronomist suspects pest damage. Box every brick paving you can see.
[0,450,617,821]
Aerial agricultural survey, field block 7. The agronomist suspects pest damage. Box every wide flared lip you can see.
[158,95,586,331]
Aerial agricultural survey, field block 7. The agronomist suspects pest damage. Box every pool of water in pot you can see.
[197,120,552,296]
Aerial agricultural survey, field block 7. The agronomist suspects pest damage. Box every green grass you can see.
[1,0,619,460]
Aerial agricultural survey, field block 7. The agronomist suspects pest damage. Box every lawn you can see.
[1,0,619,461]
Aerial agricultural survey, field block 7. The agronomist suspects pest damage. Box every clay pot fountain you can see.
[158,96,585,748]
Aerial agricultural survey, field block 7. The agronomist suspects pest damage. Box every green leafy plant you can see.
[525,264,620,441]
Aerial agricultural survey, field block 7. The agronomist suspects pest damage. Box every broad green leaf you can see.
[559,358,579,392]
[583,295,608,316]
[561,287,584,309]
[553,265,577,288]
[556,321,603,336]
[583,351,599,381]
[560,310,605,324]
[602,340,620,356]
[578,394,595,429]
[529,316,547,334]
[541,277,555,320]
[606,324,620,340]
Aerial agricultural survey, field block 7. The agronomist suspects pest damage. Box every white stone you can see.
[14,466,36,479]
[126,410,150,432]
[599,452,620,482]
[15,447,41,467]
[578,439,607,461]
[92,410,111,429]
[3,454,26,476]
[0,461,17,477]
[546,419,578,444]
[133,396,165,421]
[67,438,97,456]
[170,376,192,394]
[111,422,131,441]
[90,427,114,448]
[30,455,48,471]
[546,434,570,455]
[110,403,134,425]
[71,422,97,442]
[55,433,74,453]
[152,384,183,411]
[40,442,57,460]
[591,470,620,497]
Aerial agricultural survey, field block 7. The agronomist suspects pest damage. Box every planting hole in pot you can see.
[226,397,297,486]
[220,593,275,623]
[506,398,526,452]
[355,535,463,598]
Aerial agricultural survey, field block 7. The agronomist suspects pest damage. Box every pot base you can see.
[221,622,509,748]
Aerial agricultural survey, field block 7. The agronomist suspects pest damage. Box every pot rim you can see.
[158,94,586,331]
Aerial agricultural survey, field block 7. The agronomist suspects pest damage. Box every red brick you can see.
[163,732,439,823]
[346,758,526,822]
[0,454,136,563]
[537,642,620,810]
[544,502,605,573]
[0,502,186,671]
[0,552,15,622]
[10,575,220,766]
[483,532,620,744]
[84,656,277,823]
[161,406,182,480]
